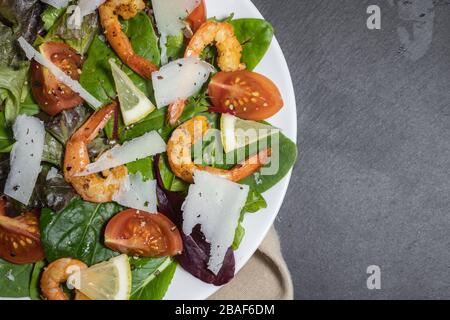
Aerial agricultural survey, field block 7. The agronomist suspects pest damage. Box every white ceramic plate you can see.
[164,0,297,300]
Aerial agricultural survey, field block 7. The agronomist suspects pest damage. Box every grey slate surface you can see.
[252,0,450,299]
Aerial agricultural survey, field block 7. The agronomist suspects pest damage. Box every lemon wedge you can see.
[220,113,278,153]
[67,254,132,300]
[110,59,156,126]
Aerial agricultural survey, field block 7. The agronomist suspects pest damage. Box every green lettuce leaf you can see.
[130,257,177,300]
[0,63,30,124]
[0,112,13,153]
[41,6,65,31]
[40,198,123,265]
[166,33,185,62]
[0,258,33,298]
[127,156,155,181]
[231,18,274,70]
[36,9,99,55]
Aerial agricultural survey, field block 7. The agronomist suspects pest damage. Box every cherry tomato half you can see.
[105,209,183,257]
[208,70,284,120]
[0,199,45,264]
[31,42,84,116]
[186,0,206,33]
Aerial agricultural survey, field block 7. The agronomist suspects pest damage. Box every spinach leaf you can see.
[29,260,45,300]
[231,19,274,71]
[36,10,99,55]
[119,107,166,142]
[122,13,161,66]
[80,12,159,105]
[79,36,117,105]
[19,86,40,117]
[240,132,297,193]
[40,6,64,31]
[0,63,29,124]
[0,258,33,298]
[130,257,176,300]
[232,189,267,250]
[40,199,122,265]
[157,154,188,192]
[0,112,13,153]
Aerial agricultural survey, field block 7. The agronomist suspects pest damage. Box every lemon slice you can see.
[67,254,132,300]
[220,114,279,153]
[110,59,156,126]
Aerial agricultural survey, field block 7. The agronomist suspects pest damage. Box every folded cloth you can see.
[210,226,294,300]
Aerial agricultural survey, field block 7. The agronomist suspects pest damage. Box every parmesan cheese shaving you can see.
[152,57,214,108]
[77,131,166,176]
[4,116,45,205]
[113,173,157,213]
[68,0,106,29]
[41,0,69,9]
[182,170,249,275]
[151,0,201,64]
[17,37,102,109]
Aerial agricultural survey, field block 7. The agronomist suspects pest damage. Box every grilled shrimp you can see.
[99,0,158,79]
[167,116,271,183]
[167,21,245,126]
[64,102,128,203]
[185,20,245,72]
[40,258,89,300]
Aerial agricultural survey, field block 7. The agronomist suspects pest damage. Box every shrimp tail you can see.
[99,0,158,79]
[167,99,187,126]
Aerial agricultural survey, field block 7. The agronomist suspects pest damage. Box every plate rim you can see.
[164,0,298,300]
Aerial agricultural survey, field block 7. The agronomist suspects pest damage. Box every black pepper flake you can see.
[13,185,19,191]
[157,75,164,80]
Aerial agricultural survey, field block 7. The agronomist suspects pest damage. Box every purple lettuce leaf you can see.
[153,154,235,286]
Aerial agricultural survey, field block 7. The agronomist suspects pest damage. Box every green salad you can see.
[0,0,297,300]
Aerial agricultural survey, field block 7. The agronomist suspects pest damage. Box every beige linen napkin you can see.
[210,226,294,300]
